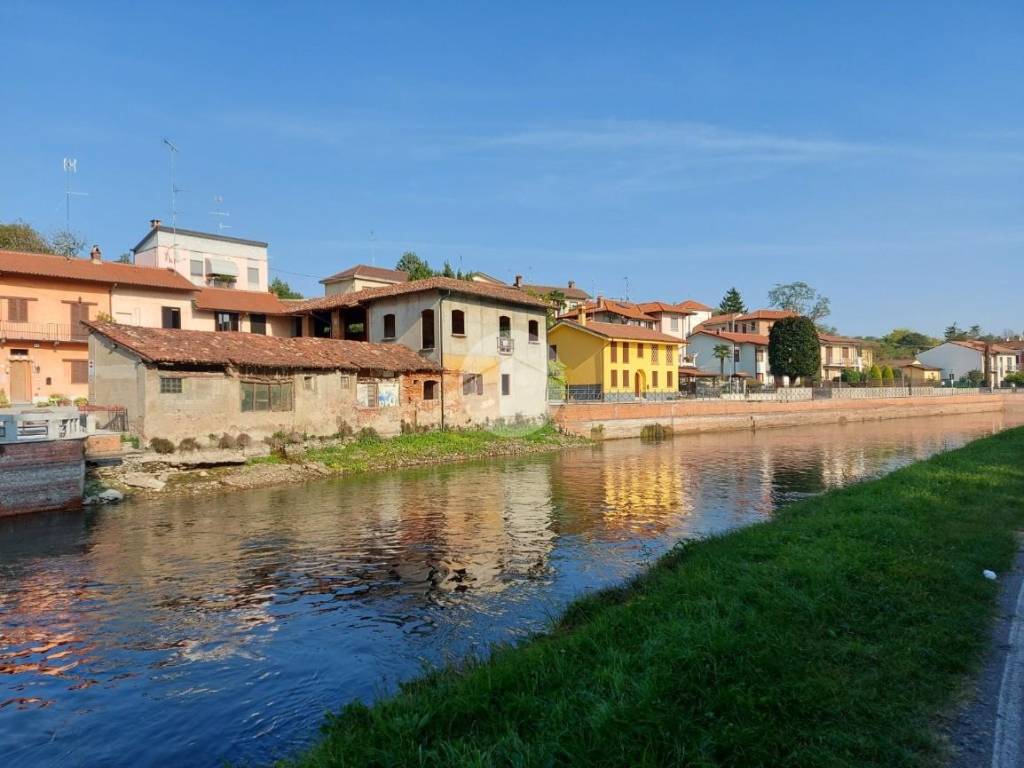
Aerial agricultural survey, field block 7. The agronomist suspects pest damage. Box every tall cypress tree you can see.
[718,287,746,314]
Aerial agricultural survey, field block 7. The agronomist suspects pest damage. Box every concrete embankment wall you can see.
[551,394,1022,440]
[0,439,85,516]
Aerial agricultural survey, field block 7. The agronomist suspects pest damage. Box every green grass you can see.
[282,427,1024,768]
[303,422,571,473]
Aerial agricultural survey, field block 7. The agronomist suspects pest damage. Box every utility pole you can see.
[162,138,180,266]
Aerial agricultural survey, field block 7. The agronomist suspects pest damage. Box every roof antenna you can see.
[623,275,630,302]
[208,195,231,233]
[162,138,181,266]
[369,230,376,265]
[62,157,88,234]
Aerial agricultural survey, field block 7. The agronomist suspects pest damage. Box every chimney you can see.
[150,218,162,230]
[514,274,523,288]
[568,280,575,289]
[596,295,605,311]
[89,245,102,264]
[578,306,587,326]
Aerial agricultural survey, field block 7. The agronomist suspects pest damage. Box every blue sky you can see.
[1,1,1021,336]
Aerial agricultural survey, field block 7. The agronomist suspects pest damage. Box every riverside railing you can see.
[0,407,92,445]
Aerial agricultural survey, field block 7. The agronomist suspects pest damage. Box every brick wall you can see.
[0,438,84,516]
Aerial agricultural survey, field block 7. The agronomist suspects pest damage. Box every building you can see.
[87,322,451,442]
[320,264,409,296]
[674,300,714,337]
[687,330,770,382]
[882,359,943,385]
[289,276,550,423]
[191,287,296,336]
[517,278,591,313]
[548,315,683,401]
[636,302,696,341]
[695,309,798,336]
[131,220,270,292]
[0,247,196,403]
[1002,340,1024,373]
[559,297,656,328]
[917,340,1018,386]
[818,334,875,382]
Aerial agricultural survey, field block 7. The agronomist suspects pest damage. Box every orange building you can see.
[0,248,195,403]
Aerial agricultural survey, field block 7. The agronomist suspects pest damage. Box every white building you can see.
[131,220,269,292]
[687,330,771,382]
[320,264,409,296]
[917,340,1017,386]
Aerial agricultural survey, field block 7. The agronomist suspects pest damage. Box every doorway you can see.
[10,359,31,403]
[634,369,646,398]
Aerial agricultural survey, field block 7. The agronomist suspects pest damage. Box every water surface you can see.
[2,412,1021,767]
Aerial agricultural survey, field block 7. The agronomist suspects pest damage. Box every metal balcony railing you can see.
[497,335,514,355]
[0,321,88,343]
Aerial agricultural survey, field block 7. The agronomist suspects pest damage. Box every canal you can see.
[2,411,1022,767]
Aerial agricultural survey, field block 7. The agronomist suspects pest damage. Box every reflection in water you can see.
[1,411,1021,767]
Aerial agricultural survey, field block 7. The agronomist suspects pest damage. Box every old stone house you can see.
[86,322,460,442]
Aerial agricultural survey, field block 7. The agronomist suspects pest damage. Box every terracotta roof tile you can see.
[521,282,591,300]
[320,264,409,284]
[0,249,197,291]
[552,319,682,344]
[674,299,713,312]
[291,276,550,313]
[85,322,439,372]
[560,299,655,322]
[195,287,291,315]
[950,339,1017,354]
[636,301,690,314]
[689,330,770,346]
[735,309,799,321]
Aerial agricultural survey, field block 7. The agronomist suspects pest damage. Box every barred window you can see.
[651,344,659,364]
[666,345,674,365]
[160,377,183,394]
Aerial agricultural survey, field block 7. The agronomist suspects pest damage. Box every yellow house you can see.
[548,317,683,401]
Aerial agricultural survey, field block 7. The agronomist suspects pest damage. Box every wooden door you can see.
[10,360,31,403]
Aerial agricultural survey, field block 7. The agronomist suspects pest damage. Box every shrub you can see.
[840,368,862,384]
[150,437,175,454]
[236,433,252,449]
[178,437,200,452]
[1004,371,1024,386]
[401,420,415,435]
[881,365,895,385]
[335,419,354,439]
[218,433,237,449]
[121,433,140,449]
[590,424,605,440]
[0,389,8,407]
[357,426,380,442]
[867,364,883,386]
[74,396,88,407]
[640,423,673,441]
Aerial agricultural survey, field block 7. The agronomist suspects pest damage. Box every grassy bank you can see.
[283,427,1024,767]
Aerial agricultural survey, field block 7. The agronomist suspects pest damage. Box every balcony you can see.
[497,335,514,355]
[824,357,859,368]
[0,321,88,343]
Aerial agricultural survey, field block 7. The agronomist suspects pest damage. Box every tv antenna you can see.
[623,276,630,301]
[162,138,182,264]
[62,158,88,230]
[208,195,231,233]
[369,230,376,265]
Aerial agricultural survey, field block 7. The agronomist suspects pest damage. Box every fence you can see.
[78,404,128,432]
[0,407,90,445]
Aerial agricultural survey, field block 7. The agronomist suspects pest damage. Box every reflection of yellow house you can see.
[548,317,683,400]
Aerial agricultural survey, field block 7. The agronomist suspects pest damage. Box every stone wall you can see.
[551,393,1017,439]
[0,438,84,516]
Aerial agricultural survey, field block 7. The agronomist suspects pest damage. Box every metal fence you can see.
[78,404,128,432]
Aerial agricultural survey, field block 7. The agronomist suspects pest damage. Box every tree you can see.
[867,364,883,385]
[269,277,303,299]
[840,368,862,384]
[881,365,895,385]
[767,281,831,322]
[49,228,86,258]
[440,260,457,278]
[395,251,434,281]
[0,220,52,253]
[718,287,746,315]
[712,343,731,378]
[768,316,820,384]
[116,252,133,264]
[962,369,985,387]
[945,322,966,341]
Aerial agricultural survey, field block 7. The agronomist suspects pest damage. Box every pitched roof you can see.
[290,276,550,313]
[735,309,799,321]
[320,264,409,284]
[949,339,1017,354]
[551,319,682,344]
[194,287,291,315]
[132,226,267,253]
[636,301,691,315]
[675,299,713,312]
[85,322,439,373]
[521,282,591,300]
[0,249,197,291]
[882,358,943,371]
[818,333,873,346]
[689,330,770,346]
[560,299,655,322]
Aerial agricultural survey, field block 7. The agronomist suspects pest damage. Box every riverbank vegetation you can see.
[283,427,1024,767]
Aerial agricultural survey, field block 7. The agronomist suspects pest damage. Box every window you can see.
[501,373,510,396]
[671,316,679,331]
[623,369,629,385]
[161,306,181,329]
[549,344,558,362]
[651,345,659,364]
[423,380,438,400]
[637,343,644,358]
[733,347,740,362]
[69,301,90,329]
[611,370,618,388]
[10,348,28,356]
[240,380,294,412]
[462,373,483,395]
[6,298,28,323]
[652,370,659,388]
[250,314,267,335]
[160,377,183,394]
[499,315,511,338]
[383,313,396,339]
[358,380,379,409]
[69,360,88,384]
[248,267,260,288]
[451,309,465,336]
[667,371,674,389]
[421,309,435,349]
[666,345,673,365]
[610,341,618,362]
[303,375,316,392]
[528,319,539,343]
[339,373,354,390]
[216,312,239,332]
[622,343,629,363]
[292,317,304,337]
[190,259,204,277]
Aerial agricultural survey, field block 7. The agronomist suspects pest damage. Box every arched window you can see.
[421,309,435,349]
[528,319,539,343]
[499,315,511,337]
[451,309,465,336]
[383,313,396,339]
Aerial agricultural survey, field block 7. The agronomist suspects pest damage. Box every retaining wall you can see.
[551,393,1021,439]
[0,438,85,516]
